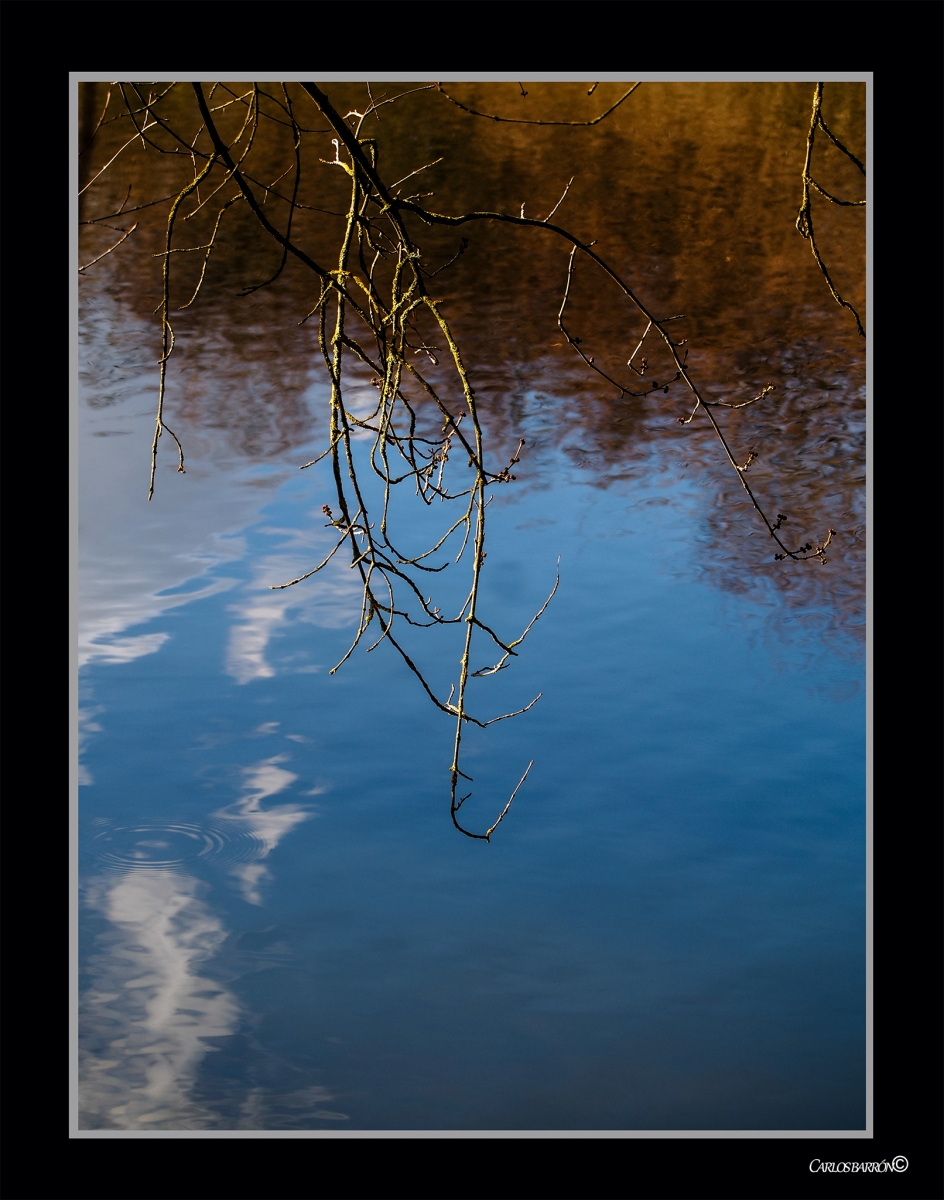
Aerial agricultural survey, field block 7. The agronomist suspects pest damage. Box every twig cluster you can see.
[78,81,848,837]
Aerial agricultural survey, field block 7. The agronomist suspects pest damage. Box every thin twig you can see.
[796,83,866,337]
[78,223,137,273]
[436,82,640,126]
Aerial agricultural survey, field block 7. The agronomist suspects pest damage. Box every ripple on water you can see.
[92,821,269,874]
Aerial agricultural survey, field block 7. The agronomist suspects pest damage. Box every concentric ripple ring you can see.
[92,821,269,874]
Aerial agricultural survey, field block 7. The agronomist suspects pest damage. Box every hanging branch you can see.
[79,80,849,838]
[796,82,866,338]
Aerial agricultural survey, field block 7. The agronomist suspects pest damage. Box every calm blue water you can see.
[78,374,865,1130]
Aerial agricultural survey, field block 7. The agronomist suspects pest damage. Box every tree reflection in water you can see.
[79,81,865,838]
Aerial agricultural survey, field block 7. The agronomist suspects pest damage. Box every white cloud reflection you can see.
[78,300,296,673]
[78,297,338,1130]
[79,871,240,1130]
[80,756,315,1128]
[214,755,310,905]
[80,631,172,668]
[78,707,104,786]
[225,528,362,685]
[78,406,252,670]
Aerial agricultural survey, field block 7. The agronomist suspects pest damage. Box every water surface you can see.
[77,81,866,1131]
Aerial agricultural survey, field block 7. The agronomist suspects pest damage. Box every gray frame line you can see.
[71,69,871,1141]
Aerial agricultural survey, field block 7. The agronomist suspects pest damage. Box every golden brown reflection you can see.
[79,81,864,643]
